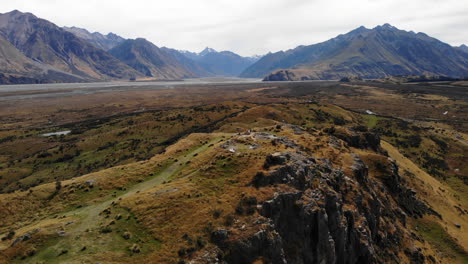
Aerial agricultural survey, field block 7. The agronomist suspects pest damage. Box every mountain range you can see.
[108,38,202,79]
[179,48,261,76]
[0,10,142,83]
[0,10,467,84]
[241,24,468,80]
[0,10,259,84]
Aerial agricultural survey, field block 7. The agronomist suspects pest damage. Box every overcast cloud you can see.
[0,0,467,56]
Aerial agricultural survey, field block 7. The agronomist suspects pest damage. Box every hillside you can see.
[63,26,125,51]
[0,10,142,81]
[0,34,87,84]
[109,38,202,79]
[241,24,468,80]
[0,79,466,263]
[160,47,212,77]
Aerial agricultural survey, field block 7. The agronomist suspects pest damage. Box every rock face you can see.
[330,127,382,152]
[241,24,468,80]
[211,131,435,263]
[263,70,296,81]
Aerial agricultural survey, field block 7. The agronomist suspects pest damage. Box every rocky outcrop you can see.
[382,159,440,218]
[327,127,382,152]
[213,228,287,264]
[263,70,297,81]
[212,145,435,263]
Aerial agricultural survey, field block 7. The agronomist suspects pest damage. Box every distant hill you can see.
[241,24,468,80]
[63,26,125,51]
[160,47,212,77]
[180,47,262,76]
[0,10,142,82]
[109,38,203,79]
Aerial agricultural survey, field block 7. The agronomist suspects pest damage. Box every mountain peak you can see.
[8,9,22,14]
[2,9,34,18]
[135,37,149,42]
[374,23,398,31]
[457,44,468,53]
[349,25,369,35]
[200,47,217,55]
[242,24,468,79]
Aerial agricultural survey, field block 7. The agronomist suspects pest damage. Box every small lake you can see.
[40,130,71,137]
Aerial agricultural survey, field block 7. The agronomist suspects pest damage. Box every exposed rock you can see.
[256,152,315,189]
[382,160,437,218]
[211,229,229,245]
[351,154,369,184]
[263,70,297,81]
[130,244,141,253]
[264,152,289,167]
[330,127,382,152]
[404,247,425,264]
[11,229,41,246]
[214,146,436,263]
[216,229,287,264]
[122,232,132,240]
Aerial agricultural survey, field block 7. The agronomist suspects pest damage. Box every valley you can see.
[0,0,466,263]
[0,79,466,263]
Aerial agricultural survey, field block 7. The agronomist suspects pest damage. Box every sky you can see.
[0,0,467,56]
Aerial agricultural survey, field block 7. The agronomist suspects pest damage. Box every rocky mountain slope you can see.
[241,24,468,80]
[109,38,204,79]
[159,47,212,77]
[63,26,125,51]
[0,10,142,82]
[181,47,261,76]
[0,33,89,84]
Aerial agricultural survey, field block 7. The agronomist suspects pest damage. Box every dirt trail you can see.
[70,137,223,233]
[14,136,225,263]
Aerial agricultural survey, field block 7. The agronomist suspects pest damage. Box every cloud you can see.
[0,0,466,56]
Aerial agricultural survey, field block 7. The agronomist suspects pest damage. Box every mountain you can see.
[457,44,468,53]
[0,10,142,82]
[63,26,125,51]
[0,32,88,84]
[241,24,468,80]
[109,38,202,79]
[199,47,217,56]
[160,47,211,77]
[180,47,262,76]
[0,34,40,73]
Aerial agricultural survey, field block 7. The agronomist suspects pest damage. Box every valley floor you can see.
[0,80,466,263]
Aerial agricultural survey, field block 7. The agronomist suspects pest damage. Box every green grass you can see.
[362,114,379,129]
[0,105,243,193]
[414,219,468,263]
